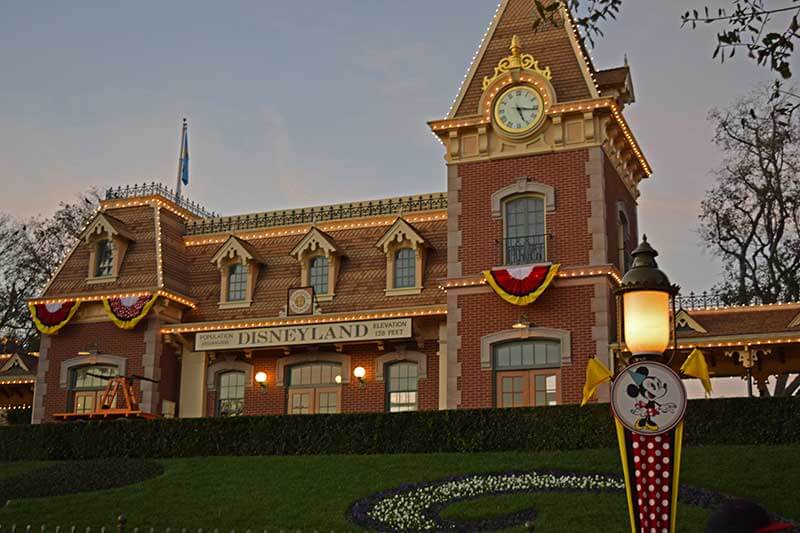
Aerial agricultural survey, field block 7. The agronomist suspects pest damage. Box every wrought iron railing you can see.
[504,234,547,265]
[104,182,218,218]
[183,192,448,236]
[675,291,768,310]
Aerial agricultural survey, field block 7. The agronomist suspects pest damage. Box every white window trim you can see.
[275,354,351,386]
[60,354,127,388]
[480,327,571,370]
[490,177,555,219]
[291,228,339,302]
[211,236,261,309]
[374,350,428,381]
[377,218,427,296]
[206,358,254,391]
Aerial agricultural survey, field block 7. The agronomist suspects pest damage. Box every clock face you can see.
[494,85,544,134]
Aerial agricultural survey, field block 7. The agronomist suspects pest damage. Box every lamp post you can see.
[611,236,687,533]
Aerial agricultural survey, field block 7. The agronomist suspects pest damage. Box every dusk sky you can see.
[1,1,790,293]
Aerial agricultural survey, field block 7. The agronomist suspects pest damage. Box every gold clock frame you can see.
[493,84,545,136]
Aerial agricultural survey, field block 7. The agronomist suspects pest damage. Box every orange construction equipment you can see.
[53,374,159,421]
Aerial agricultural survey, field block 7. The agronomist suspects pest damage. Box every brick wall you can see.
[456,150,593,274]
[456,285,595,407]
[206,341,440,416]
[40,322,148,422]
[604,155,639,270]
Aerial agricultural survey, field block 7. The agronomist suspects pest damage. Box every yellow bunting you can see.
[581,356,613,406]
[680,348,712,395]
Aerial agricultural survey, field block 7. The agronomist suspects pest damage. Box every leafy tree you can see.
[533,0,800,78]
[0,191,99,352]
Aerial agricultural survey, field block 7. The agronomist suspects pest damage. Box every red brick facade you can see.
[29,0,666,423]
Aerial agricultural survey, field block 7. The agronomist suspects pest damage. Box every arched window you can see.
[288,362,342,414]
[386,361,418,412]
[309,256,329,296]
[393,248,416,289]
[493,339,560,408]
[217,371,246,417]
[69,364,117,413]
[504,196,545,265]
[226,264,248,302]
[95,240,114,277]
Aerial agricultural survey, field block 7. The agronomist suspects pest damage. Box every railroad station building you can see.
[27,0,800,423]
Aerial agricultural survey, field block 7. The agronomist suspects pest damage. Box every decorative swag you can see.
[28,301,82,335]
[482,263,560,306]
[102,294,158,330]
[30,293,159,334]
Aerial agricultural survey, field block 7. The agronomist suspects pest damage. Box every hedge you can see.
[0,397,797,461]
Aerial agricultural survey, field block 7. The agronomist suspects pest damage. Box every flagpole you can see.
[176,118,187,200]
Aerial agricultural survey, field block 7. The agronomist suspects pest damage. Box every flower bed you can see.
[347,469,794,531]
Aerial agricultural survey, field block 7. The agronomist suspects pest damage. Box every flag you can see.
[178,118,189,187]
[681,348,712,395]
[581,356,613,406]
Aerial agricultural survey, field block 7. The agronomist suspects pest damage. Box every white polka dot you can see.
[634,456,640,463]
[663,500,669,507]
[633,442,639,449]
[648,471,655,478]
[663,471,669,478]
[655,436,662,442]
[655,450,662,456]
[655,477,661,484]
[636,470,641,477]
[662,485,669,492]
[649,484,655,491]
[637,484,641,491]
[650,513,656,520]
[648,457,654,464]
[648,442,654,449]
[664,457,670,464]
[663,443,670,450]
[656,464,662,471]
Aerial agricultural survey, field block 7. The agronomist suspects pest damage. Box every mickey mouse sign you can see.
[612,361,687,435]
[611,361,688,533]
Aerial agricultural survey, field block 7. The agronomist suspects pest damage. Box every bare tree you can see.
[700,85,800,397]
[0,191,99,352]
[533,0,800,78]
[700,84,800,306]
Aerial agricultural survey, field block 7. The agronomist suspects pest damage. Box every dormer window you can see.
[290,228,339,302]
[394,248,416,288]
[227,263,249,302]
[309,256,330,296]
[377,218,427,296]
[211,236,263,309]
[80,213,135,284]
[95,240,114,278]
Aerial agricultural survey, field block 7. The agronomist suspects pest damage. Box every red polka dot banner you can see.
[611,362,687,533]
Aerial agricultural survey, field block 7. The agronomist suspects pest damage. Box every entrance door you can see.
[496,370,560,408]
[287,362,343,414]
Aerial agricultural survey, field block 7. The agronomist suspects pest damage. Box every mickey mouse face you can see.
[642,376,667,400]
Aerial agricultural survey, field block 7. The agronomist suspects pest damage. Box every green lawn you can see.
[0,445,797,531]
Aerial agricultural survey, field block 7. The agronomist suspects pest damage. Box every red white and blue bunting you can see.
[102,294,158,330]
[28,301,81,335]
[482,263,560,306]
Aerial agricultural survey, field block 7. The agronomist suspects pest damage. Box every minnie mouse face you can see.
[626,367,668,400]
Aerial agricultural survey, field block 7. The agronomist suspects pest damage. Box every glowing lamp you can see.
[254,371,267,389]
[617,236,678,358]
[353,366,366,388]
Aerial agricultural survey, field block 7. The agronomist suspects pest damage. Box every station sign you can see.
[194,318,412,352]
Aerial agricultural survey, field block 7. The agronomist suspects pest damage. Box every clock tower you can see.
[429,0,649,409]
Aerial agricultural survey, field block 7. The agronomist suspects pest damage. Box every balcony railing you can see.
[504,234,547,265]
[104,182,218,219]
[675,291,771,310]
